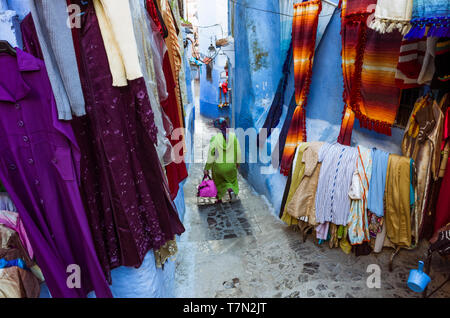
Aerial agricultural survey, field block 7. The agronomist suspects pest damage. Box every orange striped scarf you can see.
[338,0,403,144]
[280,0,322,176]
[359,29,403,133]
[338,0,376,146]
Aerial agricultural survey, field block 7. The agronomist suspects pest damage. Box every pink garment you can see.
[197,177,218,198]
[0,210,33,259]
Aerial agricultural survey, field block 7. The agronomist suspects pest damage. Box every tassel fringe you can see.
[370,17,412,35]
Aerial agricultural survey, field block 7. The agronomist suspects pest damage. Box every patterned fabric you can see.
[385,155,413,247]
[348,146,373,245]
[315,143,358,226]
[405,0,450,39]
[368,211,384,238]
[338,0,403,144]
[280,0,322,175]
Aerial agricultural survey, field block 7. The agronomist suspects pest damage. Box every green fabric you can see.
[205,133,241,199]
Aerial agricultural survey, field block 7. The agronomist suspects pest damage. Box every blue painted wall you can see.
[199,63,231,119]
[1,1,190,298]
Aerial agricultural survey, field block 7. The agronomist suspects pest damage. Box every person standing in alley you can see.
[204,117,241,203]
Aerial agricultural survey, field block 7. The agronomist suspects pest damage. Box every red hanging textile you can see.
[338,0,403,145]
[279,0,322,175]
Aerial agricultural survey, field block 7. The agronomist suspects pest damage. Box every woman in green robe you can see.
[204,117,241,202]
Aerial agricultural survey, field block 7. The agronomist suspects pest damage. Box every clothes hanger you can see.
[0,40,16,56]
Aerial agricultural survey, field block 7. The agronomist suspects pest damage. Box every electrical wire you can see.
[229,0,340,18]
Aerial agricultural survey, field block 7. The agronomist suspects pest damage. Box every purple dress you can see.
[0,49,112,298]
[68,0,185,281]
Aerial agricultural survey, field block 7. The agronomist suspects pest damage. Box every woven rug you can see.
[280,0,322,175]
[337,0,377,145]
[338,0,403,144]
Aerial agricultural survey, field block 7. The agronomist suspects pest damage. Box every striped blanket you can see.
[338,0,403,144]
[280,0,322,176]
[338,0,377,146]
[359,28,403,134]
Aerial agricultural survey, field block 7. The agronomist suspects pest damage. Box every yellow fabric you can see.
[93,0,143,87]
[385,154,412,247]
[281,143,309,225]
[339,226,352,254]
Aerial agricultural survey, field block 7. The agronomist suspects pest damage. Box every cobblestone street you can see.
[173,102,450,298]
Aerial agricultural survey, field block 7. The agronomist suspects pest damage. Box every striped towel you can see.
[280,0,322,176]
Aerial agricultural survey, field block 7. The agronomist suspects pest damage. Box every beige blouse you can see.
[285,142,324,225]
[93,0,143,87]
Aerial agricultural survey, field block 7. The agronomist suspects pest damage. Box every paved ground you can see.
[174,88,450,299]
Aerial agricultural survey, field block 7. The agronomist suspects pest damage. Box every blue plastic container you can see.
[407,261,431,292]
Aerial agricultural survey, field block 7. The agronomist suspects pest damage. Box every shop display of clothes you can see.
[0,0,191,298]
[280,140,418,254]
[68,0,184,281]
[0,48,112,297]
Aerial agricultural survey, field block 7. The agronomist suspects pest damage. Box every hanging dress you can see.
[0,48,111,297]
[68,0,184,281]
[347,146,373,245]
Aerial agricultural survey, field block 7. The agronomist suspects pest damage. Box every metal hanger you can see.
[0,40,16,56]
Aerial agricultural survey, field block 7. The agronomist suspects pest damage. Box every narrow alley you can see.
[173,87,450,298]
